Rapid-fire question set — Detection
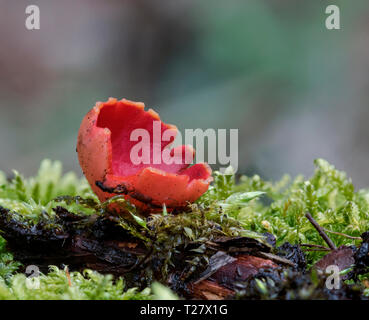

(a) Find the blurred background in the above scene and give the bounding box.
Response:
[1,0,369,186]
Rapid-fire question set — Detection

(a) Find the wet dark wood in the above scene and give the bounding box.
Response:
[0,205,280,299]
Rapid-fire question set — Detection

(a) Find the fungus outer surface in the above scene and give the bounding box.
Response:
[77,98,212,210]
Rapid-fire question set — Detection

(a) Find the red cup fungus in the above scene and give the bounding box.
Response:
[77,98,212,212]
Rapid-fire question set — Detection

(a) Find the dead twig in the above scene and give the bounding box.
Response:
[300,243,331,251]
[305,213,336,250]
[323,228,362,240]
[258,251,296,267]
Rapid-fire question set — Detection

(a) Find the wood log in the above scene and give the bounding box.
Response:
[0,206,281,299]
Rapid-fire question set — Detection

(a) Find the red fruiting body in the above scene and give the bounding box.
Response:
[77,98,212,211]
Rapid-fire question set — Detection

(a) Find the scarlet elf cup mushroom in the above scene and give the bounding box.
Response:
[77,98,212,212]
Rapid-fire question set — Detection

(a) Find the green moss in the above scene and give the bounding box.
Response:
[0,237,20,282]
[0,158,369,299]
[0,266,152,300]
[0,159,97,222]
[222,159,369,263]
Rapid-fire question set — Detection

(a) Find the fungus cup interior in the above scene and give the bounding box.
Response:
[96,100,211,182]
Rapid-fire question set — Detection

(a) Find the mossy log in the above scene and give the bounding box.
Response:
[0,206,293,299]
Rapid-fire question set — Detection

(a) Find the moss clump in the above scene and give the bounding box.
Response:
[1,158,369,299]
[225,159,369,263]
[0,159,97,221]
[0,266,153,300]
